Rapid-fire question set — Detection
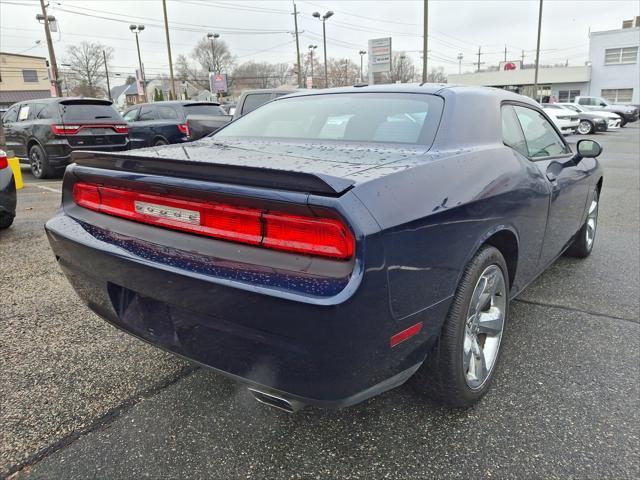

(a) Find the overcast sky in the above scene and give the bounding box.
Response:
[1,0,639,83]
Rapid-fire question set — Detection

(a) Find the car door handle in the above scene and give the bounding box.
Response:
[546,170,558,182]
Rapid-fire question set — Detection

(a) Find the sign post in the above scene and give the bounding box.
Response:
[368,37,392,85]
[209,72,228,101]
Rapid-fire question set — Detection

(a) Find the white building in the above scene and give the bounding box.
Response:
[588,23,639,104]
[447,18,640,105]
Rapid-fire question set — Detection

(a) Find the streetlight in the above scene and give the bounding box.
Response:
[207,32,220,72]
[358,50,366,83]
[308,45,317,87]
[129,24,146,102]
[312,10,333,88]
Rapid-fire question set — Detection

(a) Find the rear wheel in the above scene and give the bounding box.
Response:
[0,212,15,229]
[29,144,55,179]
[154,138,168,146]
[618,116,627,127]
[566,188,599,258]
[412,246,509,407]
[577,120,593,135]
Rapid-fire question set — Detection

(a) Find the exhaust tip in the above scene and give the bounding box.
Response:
[248,388,304,413]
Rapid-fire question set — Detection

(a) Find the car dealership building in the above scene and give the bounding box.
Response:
[448,19,640,105]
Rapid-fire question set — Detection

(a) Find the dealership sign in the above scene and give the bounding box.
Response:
[368,37,392,73]
[209,73,228,93]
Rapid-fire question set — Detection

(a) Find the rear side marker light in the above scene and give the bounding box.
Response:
[72,183,354,259]
[390,322,423,347]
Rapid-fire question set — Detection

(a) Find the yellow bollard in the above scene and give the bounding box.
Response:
[8,157,23,190]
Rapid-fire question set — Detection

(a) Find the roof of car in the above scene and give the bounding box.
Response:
[278,83,539,108]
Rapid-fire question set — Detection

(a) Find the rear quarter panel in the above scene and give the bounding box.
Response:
[352,145,550,321]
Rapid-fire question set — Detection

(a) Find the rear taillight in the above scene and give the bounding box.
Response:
[177,122,190,137]
[0,150,8,169]
[51,124,81,135]
[51,124,129,135]
[72,183,354,259]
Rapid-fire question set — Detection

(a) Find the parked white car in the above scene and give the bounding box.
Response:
[557,103,622,129]
[541,105,579,135]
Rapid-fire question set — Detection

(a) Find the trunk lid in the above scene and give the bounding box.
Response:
[58,99,128,148]
[73,137,427,195]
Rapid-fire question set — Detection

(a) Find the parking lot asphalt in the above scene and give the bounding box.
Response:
[1,125,638,479]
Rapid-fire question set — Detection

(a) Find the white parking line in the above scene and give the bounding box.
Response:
[27,183,62,193]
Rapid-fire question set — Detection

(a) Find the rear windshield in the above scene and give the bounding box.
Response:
[183,104,226,116]
[61,103,121,122]
[214,92,444,145]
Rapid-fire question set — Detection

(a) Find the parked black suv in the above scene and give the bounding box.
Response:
[1,98,129,179]
[123,101,230,149]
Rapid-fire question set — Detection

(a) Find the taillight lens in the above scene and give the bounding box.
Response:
[113,124,129,134]
[51,124,81,135]
[0,150,8,169]
[177,122,190,137]
[72,183,354,259]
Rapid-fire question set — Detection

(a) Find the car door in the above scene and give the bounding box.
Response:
[14,103,34,158]
[512,104,590,266]
[123,107,145,149]
[1,104,21,156]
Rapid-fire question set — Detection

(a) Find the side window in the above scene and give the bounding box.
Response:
[241,93,272,115]
[18,104,30,121]
[123,108,139,122]
[157,106,179,120]
[513,105,570,158]
[138,106,157,121]
[2,105,19,123]
[578,98,589,105]
[501,105,528,156]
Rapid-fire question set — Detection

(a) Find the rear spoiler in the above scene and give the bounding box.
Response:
[71,151,355,196]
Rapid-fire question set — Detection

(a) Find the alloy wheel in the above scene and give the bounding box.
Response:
[578,120,592,135]
[586,190,599,249]
[463,264,506,390]
[30,149,42,177]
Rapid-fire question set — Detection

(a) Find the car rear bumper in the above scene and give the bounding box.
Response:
[0,169,17,215]
[45,211,448,407]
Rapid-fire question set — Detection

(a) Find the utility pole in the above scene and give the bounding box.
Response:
[521,49,525,66]
[309,45,317,86]
[162,0,176,100]
[457,53,463,74]
[293,2,302,88]
[39,0,61,96]
[533,0,543,102]
[504,44,507,62]
[422,0,428,82]
[103,50,112,101]
[476,46,484,72]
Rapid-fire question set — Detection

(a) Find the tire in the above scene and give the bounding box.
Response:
[617,116,627,127]
[411,246,509,407]
[577,120,593,135]
[565,188,599,258]
[29,144,55,179]
[0,212,15,229]
[154,138,168,146]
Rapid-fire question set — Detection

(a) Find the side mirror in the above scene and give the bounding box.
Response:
[575,139,602,161]
[600,102,607,107]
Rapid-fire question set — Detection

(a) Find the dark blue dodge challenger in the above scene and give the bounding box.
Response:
[46,85,603,411]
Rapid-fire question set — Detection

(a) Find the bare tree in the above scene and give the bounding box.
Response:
[389,53,417,83]
[192,36,235,76]
[326,58,359,88]
[175,53,207,89]
[231,61,294,91]
[427,67,447,83]
[64,41,112,97]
